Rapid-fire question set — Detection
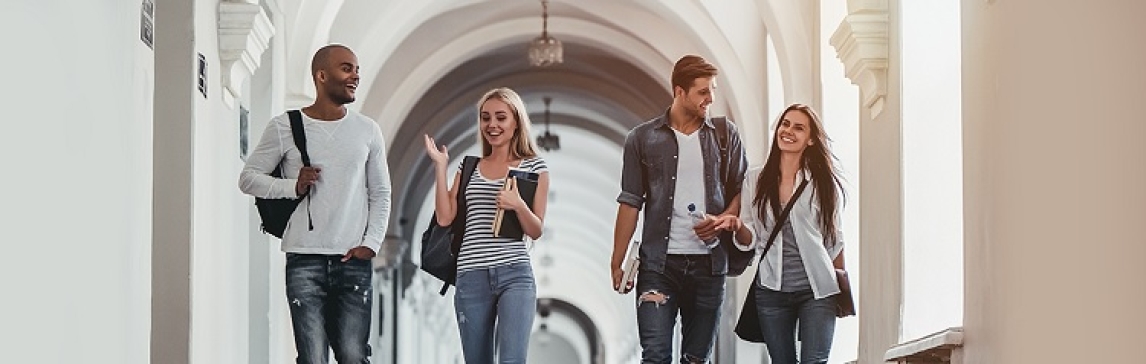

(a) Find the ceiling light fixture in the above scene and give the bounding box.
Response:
[536,96,560,151]
[527,0,563,67]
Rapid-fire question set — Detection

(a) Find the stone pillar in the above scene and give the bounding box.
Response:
[218,0,275,108]
[152,0,196,362]
[831,1,902,363]
[961,1,1146,362]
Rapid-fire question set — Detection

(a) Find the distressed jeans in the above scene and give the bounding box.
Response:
[454,262,537,364]
[635,254,726,364]
[285,253,373,364]
[755,287,836,364]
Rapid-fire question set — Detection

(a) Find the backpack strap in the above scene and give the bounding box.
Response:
[712,117,732,206]
[441,156,480,295]
[287,110,311,167]
[713,116,729,151]
[287,110,314,231]
[450,156,480,249]
[762,180,810,258]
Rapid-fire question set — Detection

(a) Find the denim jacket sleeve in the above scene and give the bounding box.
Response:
[617,127,646,209]
[721,118,749,204]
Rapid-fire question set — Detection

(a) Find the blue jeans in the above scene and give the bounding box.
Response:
[635,254,725,364]
[755,287,836,364]
[454,262,537,364]
[285,253,373,364]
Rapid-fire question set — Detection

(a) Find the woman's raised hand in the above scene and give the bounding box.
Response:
[423,134,449,168]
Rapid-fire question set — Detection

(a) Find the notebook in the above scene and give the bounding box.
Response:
[492,168,539,239]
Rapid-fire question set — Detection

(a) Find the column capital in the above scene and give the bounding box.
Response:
[218,0,274,107]
[830,0,889,118]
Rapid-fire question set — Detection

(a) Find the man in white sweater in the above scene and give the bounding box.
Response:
[239,44,391,364]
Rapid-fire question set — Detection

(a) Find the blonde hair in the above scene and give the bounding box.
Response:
[476,87,539,159]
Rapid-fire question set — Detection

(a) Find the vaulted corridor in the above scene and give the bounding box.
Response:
[3,1,1144,363]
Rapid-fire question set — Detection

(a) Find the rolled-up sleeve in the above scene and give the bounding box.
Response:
[616,129,646,209]
[735,171,761,251]
[826,211,845,259]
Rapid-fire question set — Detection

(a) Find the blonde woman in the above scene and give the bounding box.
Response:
[423,87,550,364]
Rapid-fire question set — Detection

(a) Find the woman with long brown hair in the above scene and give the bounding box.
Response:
[732,104,846,364]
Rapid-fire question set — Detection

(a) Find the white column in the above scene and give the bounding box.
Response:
[820,0,863,362]
[961,1,1146,362]
[153,0,197,362]
[218,0,275,108]
[831,1,902,363]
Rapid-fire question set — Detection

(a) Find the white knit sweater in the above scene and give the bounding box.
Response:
[239,110,392,255]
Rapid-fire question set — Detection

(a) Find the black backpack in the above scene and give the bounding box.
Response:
[255,110,311,238]
[420,156,479,295]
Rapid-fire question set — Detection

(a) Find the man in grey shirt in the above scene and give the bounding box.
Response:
[239,44,391,364]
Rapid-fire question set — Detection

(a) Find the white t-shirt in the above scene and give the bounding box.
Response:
[239,110,392,255]
[667,129,710,254]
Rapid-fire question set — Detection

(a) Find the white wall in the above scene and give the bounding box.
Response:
[0,1,154,363]
[819,1,862,362]
[190,0,260,362]
[961,1,1146,362]
[899,0,964,342]
[245,4,294,363]
[699,0,769,163]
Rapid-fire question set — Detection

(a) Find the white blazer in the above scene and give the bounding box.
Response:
[735,166,844,299]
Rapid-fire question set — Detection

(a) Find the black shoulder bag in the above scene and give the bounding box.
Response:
[255,110,312,238]
[420,156,480,295]
[734,180,809,342]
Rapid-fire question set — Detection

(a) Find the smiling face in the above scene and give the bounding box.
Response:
[479,97,519,150]
[315,47,359,105]
[675,77,716,121]
[775,108,815,155]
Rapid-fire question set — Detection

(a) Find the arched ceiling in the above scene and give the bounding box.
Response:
[386,41,669,240]
[282,0,789,128]
[272,2,822,362]
[280,0,818,177]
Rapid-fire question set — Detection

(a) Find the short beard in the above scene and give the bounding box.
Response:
[687,105,705,121]
[330,93,354,105]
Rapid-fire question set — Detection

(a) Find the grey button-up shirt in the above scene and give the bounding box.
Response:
[617,110,748,275]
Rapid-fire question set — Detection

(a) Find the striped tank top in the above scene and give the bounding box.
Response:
[456,156,548,272]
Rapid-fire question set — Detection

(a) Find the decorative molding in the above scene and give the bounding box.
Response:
[885,327,965,363]
[830,0,889,119]
[218,0,274,107]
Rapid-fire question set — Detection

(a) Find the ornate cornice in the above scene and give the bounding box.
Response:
[830,0,889,119]
[218,0,274,107]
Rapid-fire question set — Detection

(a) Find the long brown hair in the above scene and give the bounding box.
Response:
[753,104,845,244]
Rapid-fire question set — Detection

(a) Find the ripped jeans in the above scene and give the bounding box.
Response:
[635,254,726,364]
[285,253,373,364]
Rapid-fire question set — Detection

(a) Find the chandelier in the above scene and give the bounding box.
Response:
[528,0,563,67]
[536,97,560,151]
